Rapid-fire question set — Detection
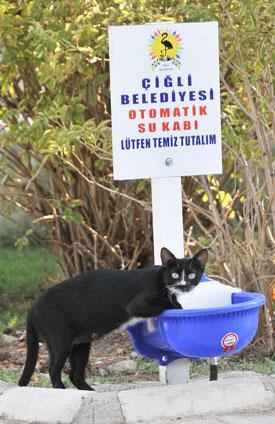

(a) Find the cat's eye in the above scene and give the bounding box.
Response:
[171,272,179,279]
[188,273,196,280]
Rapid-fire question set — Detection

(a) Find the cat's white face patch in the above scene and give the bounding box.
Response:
[168,272,193,304]
[174,273,187,288]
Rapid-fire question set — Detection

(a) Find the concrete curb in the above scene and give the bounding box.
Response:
[0,387,94,424]
[118,375,275,423]
[0,374,274,424]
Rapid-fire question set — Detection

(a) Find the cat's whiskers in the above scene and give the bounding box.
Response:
[167,289,174,303]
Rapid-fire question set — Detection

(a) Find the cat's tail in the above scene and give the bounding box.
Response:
[18,311,39,387]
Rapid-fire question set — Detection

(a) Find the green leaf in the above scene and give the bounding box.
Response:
[70,199,84,208]
[15,235,29,251]
[136,180,147,194]
[22,153,30,168]
[93,73,109,87]
[1,174,9,185]
[73,112,85,125]
[72,211,83,224]
[63,208,73,222]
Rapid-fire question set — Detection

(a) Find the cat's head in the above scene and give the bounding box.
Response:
[161,247,208,292]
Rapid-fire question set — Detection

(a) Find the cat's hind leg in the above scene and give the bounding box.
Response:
[69,342,94,391]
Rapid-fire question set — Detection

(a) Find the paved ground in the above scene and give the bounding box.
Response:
[0,372,274,424]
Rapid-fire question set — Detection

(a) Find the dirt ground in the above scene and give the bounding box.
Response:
[0,326,159,383]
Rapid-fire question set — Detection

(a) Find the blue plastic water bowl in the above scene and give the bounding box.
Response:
[127,276,266,366]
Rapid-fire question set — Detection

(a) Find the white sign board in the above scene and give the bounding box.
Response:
[109,22,222,180]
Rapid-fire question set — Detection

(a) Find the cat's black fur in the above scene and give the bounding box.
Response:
[19,247,208,390]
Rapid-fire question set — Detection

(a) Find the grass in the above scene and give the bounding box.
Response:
[0,367,54,388]
[0,245,61,297]
[0,245,62,333]
[0,356,274,388]
[133,356,275,379]
[190,356,275,377]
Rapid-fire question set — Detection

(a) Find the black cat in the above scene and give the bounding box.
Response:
[19,247,208,390]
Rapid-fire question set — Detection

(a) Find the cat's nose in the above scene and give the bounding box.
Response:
[175,281,187,288]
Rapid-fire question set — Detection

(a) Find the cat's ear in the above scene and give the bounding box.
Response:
[161,247,177,267]
[191,249,208,269]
